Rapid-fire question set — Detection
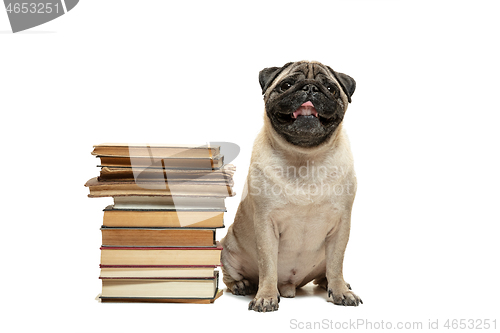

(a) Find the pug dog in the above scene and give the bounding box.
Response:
[220,61,361,312]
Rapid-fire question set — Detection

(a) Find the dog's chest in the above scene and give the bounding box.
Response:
[271,203,338,283]
[273,202,338,248]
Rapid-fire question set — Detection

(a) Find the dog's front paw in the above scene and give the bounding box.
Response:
[327,282,362,306]
[248,292,280,312]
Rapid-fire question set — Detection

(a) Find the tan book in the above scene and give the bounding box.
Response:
[96,177,234,187]
[97,288,223,304]
[111,196,227,211]
[99,164,235,182]
[101,227,216,247]
[99,266,216,278]
[100,271,219,298]
[103,207,225,228]
[92,143,220,158]
[95,155,224,170]
[85,177,234,198]
[100,243,222,266]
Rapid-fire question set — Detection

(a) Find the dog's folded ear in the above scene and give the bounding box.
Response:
[259,62,293,95]
[327,66,356,103]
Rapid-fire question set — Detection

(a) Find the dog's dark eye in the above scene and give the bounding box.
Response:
[280,82,292,91]
[327,85,336,95]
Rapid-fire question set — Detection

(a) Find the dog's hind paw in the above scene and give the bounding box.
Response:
[226,279,256,296]
[314,277,352,291]
[278,283,296,298]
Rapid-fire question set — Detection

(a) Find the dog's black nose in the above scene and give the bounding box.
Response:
[302,84,319,93]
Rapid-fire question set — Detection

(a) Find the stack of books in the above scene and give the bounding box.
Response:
[85,143,235,304]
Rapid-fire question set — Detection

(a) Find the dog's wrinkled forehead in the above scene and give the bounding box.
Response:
[292,62,331,79]
[263,62,337,98]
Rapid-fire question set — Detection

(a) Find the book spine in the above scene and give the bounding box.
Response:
[99,265,219,268]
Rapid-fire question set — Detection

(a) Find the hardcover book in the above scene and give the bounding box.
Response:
[99,266,217,278]
[96,155,224,170]
[101,227,216,247]
[102,206,225,228]
[92,143,221,158]
[110,196,227,211]
[85,177,235,198]
[97,289,223,304]
[100,243,223,266]
[100,271,220,298]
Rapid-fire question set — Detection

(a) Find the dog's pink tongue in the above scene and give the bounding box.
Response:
[293,101,318,118]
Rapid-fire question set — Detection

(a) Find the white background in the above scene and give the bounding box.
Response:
[1,1,499,332]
